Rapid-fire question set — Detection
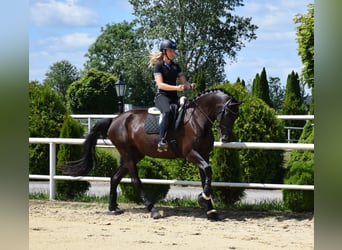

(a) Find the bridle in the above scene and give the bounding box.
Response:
[192,96,239,131]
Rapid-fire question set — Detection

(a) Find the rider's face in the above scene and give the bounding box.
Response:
[165,49,175,60]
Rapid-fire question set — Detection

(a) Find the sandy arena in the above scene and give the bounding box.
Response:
[29,199,313,249]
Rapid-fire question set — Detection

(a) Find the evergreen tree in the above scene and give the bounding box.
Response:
[217,83,286,185]
[281,71,306,142]
[56,116,90,200]
[252,73,260,97]
[252,68,272,107]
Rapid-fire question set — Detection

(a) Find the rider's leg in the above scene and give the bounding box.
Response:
[158,111,170,151]
[155,94,172,151]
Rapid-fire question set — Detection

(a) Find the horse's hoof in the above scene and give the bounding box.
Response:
[206,209,219,221]
[108,207,124,215]
[151,207,162,219]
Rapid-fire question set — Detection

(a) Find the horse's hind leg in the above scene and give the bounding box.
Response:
[109,165,128,212]
[125,159,162,219]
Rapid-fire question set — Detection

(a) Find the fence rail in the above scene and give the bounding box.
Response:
[29,137,314,200]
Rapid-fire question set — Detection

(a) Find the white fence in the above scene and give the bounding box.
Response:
[29,136,314,200]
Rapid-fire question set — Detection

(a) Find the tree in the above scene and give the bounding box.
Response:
[294,3,314,115]
[294,3,314,90]
[281,71,306,142]
[268,76,285,112]
[129,0,258,85]
[84,21,155,107]
[252,67,272,107]
[44,60,80,103]
[67,69,119,114]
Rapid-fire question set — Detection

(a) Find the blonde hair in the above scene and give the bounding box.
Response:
[149,52,163,67]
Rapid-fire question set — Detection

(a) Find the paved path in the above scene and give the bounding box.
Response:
[29,181,282,204]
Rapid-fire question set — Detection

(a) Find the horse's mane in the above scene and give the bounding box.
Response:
[190,88,233,103]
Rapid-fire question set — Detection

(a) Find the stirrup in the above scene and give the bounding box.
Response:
[157,140,168,152]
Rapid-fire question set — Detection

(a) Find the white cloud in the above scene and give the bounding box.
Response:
[30,0,98,26]
[38,32,96,50]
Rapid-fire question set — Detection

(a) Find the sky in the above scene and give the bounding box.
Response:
[29,0,312,88]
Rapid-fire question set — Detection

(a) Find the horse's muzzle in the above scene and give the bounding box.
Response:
[220,134,231,143]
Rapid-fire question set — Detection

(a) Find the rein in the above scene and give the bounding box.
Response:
[192,100,218,128]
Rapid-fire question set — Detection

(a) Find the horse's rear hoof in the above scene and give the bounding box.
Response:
[207,209,219,221]
[151,207,162,219]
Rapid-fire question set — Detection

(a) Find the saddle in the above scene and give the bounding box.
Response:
[144,96,188,135]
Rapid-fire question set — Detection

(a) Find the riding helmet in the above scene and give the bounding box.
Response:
[159,39,177,51]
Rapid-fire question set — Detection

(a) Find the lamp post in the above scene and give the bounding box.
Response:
[115,73,126,114]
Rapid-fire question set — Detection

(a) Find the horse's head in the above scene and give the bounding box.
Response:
[216,96,242,143]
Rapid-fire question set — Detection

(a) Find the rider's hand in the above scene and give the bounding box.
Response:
[178,85,185,91]
[190,83,196,89]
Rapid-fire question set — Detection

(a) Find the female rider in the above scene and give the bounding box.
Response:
[149,39,196,152]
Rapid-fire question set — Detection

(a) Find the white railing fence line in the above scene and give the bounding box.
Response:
[29,137,314,200]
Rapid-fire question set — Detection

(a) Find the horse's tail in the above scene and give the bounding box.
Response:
[61,118,113,176]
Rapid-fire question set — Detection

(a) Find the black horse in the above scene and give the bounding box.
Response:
[62,89,241,220]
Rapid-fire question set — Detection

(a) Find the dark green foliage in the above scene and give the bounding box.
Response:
[283,121,314,212]
[29,81,67,174]
[268,77,285,112]
[191,71,206,98]
[120,157,170,204]
[219,83,286,184]
[129,0,258,85]
[67,69,119,114]
[163,159,199,181]
[281,71,306,142]
[252,68,272,107]
[56,116,90,200]
[43,60,80,103]
[88,149,119,177]
[211,148,245,204]
[83,21,155,108]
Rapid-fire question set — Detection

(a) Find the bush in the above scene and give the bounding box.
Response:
[88,148,119,177]
[283,161,314,212]
[29,81,67,175]
[219,83,286,184]
[120,157,170,204]
[211,147,245,204]
[283,121,314,212]
[56,116,90,200]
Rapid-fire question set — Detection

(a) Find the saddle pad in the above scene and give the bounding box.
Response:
[144,114,160,134]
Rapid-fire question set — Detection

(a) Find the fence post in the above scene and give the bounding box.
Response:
[49,142,56,200]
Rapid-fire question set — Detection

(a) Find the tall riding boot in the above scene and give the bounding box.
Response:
[158,112,170,152]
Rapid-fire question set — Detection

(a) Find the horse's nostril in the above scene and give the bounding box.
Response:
[220,135,231,143]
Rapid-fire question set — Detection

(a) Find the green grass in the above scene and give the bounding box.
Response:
[29,192,286,212]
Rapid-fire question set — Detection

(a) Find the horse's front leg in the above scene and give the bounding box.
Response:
[109,165,128,213]
[186,150,219,220]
